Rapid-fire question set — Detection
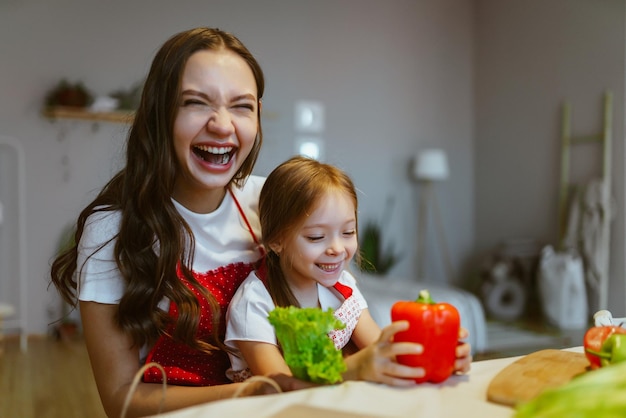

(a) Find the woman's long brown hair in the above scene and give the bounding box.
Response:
[259,156,359,308]
[50,27,265,352]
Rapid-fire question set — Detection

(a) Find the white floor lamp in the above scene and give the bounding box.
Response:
[414,149,453,281]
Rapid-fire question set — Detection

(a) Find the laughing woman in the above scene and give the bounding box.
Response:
[49,27,311,417]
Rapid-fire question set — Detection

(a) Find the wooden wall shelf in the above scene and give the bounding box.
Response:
[43,107,135,123]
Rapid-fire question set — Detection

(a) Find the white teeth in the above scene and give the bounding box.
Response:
[318,263,340,272]
[218,153,231,164]
[194,145,233,154]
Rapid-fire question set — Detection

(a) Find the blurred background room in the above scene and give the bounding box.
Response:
[1,0,625,415]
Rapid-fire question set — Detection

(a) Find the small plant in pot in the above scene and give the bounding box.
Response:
[358,220,399,276]
[45,79,93,108]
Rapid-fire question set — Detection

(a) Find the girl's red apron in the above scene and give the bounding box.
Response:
[143,190,262,386]
[257,267,362,350]
[327,281,362,350]
[229,278,362,383]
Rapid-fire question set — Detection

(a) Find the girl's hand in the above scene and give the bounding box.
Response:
[454,327,472,374]
[345,321,425,386]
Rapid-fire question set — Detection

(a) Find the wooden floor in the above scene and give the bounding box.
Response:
[0,335,106,418]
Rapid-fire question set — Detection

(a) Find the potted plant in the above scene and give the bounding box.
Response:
[358,220,400,276]
[45,79,93,108]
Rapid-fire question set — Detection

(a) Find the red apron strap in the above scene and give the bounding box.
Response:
[228,187,262,247]
[333,281,353,299]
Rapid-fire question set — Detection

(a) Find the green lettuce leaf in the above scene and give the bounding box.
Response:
[515,360,626,417]
[268,306,347,384]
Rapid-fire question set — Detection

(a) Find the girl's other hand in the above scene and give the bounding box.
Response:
[454,327,472,374]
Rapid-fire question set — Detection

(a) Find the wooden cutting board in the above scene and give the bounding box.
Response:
[486,349,589,407]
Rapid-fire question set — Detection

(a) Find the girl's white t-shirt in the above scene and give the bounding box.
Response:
[224,270,368,375]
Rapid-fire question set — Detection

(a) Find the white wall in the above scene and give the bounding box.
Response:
[0,0,475,335]
[8,0,622,336]
[475,0,626,315]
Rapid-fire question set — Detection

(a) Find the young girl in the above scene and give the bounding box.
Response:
[49,27,311,418]
[225,156,472,386]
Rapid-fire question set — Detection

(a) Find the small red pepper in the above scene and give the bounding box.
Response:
[583,325,626,369]
[391,289,460,383]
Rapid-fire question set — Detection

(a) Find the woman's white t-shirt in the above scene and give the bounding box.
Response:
[76,175,265,358]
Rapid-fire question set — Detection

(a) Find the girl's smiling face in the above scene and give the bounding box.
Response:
[277,189,358,294]
[172,48,259,213]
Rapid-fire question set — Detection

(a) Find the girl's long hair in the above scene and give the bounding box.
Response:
[259,156,359,307]
[50,27,265,352]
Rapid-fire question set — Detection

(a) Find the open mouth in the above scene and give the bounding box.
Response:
[317,262,342,272]
[193,145,235,165]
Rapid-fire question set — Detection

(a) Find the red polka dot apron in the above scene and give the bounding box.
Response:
[143,189,262,386]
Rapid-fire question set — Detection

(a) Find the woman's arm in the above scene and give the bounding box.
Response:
[80,301,278,417]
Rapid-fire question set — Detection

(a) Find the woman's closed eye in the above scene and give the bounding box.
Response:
[233,102,255,111]
[230,102,256,115]
[182,98,208,107]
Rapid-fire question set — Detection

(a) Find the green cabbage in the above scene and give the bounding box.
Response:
[268,306,347,384]
[515,360,626,417]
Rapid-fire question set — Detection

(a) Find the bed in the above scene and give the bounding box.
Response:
[356,274,488,354]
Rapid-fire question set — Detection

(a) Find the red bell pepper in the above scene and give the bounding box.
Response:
[583,325,626,369]
[391,289,460,383]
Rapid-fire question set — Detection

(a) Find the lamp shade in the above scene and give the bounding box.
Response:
[414,149,449,181]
